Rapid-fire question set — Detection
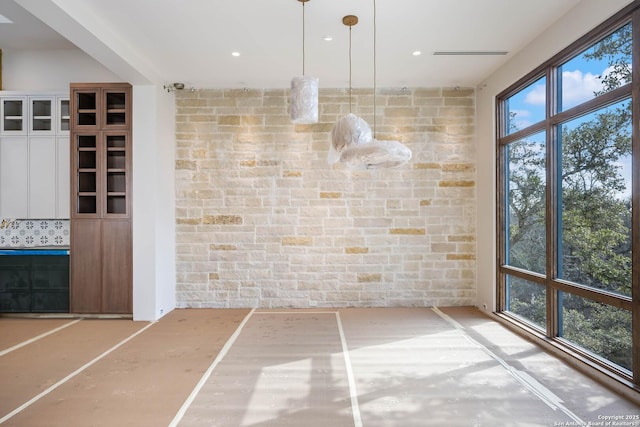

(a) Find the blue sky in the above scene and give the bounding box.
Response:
[506,55,619,129]
[506,34,633,200]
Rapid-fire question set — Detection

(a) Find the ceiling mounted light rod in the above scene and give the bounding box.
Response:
[373,0,377,137]
[300,0,308,75]
[328,6,412,170]
[343,15,358,114]
[290,0,319,124]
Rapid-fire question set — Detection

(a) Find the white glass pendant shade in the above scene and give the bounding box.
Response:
[339,139,412,169]
[290,76,319,124]
[328,113,372,164]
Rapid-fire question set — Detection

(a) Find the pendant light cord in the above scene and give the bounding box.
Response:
[373,0,377,137]
[349,24,353,113]
[302,2,306,76]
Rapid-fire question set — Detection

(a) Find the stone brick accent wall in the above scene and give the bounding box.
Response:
[175,87,476,308]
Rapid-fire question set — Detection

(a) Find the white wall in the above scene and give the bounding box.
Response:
[2,49,119,91]
[475,0,634,314]
[132,85,176,321]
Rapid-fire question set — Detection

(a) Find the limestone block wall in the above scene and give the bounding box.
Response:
[175,87,476,308]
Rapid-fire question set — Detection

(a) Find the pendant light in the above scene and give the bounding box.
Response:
[290,0,319,124]
[329,4,412,169]
[328,15,372,164]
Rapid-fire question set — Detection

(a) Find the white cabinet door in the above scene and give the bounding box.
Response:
[0,136,29,218]
[1,93,70,220]
[57,97,70,135]
[28,137,57,218]
[1,97,27,135]
[56,136,70,218]
[29,97,55,135]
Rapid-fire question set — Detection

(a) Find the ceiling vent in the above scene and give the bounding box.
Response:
[433,51,508,56]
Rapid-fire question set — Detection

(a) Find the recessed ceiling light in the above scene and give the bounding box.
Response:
[412,50,421,56]
[0,14,13,24]
[323,36,333,41]
[231,51,240,57]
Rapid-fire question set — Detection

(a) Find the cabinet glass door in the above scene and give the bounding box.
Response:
[30,98,53,133]
[58,98,70,133]
[1,98,26,134]
[76,134,98,214]
[75,91,98,127]
[104,90,128,127]
[105,134,128,214]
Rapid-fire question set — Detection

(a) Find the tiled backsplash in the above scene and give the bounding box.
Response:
[0,219,70,247]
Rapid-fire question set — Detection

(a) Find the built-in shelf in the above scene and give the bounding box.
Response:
[70,82,132,314]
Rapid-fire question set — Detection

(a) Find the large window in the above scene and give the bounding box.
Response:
[497,5,637,386]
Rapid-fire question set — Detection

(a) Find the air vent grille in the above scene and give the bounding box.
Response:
[433,51,508,56]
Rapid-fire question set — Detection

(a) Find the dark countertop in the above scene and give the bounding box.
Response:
[0,247,70,255]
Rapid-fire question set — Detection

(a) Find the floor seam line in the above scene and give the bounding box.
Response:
[0,320,156,425]
[431,307,584,425]
[336,312,363,427]
[0,318,82,358]
[253,311,338,315]
[168,308,256,427]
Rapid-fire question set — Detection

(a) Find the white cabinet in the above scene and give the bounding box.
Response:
[57,97,70,134]
[56,136,70,218]
[0,136,28,218]
[29,97,55,135]
[1,97,27,135]
[0,92,70,219]
[29,137,57,218]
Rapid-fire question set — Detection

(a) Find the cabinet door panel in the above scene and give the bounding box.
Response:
[29,97,54,135]
[29,137,56,218]
[57,97,70,135]
[102,220,132,313]
[70,219,101,313]
[1,97,27,135]
[0,136,29,218]
[56,137,70,218]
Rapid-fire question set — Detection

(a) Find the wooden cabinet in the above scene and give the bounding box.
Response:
[70,83,132,314]
[0,93,70,219]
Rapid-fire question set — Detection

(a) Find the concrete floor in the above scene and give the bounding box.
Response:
[0,307,638,426]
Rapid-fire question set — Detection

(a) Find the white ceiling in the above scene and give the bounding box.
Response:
[1,0,585,89]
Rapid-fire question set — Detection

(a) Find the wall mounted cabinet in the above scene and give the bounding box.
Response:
[1,97,27,134]
[0,93,70,219]
[70,83,132,314]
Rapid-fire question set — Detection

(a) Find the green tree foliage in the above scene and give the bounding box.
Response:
[562,297,632,371]
[560,101,632,297]
[507,136,546,274]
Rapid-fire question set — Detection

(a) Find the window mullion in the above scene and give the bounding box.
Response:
[546,65,559,340]
[631,7,640,386]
